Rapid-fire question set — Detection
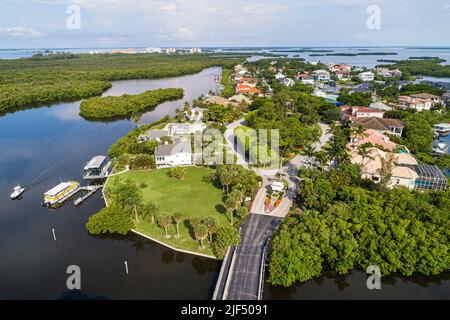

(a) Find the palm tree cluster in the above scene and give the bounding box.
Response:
[190,217,219,250]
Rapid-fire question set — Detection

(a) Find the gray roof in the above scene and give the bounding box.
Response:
[84,156,107,170]
[145,129,169,139]
[352,83,373,93]
[155,141,192,157]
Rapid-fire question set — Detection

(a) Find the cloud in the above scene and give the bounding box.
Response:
[0,26,42,37]
[173,27,194,39]
[161,3,178,14]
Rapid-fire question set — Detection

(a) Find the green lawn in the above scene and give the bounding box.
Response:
[106,166,229,255]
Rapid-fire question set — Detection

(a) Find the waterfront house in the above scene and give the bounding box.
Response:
[204,95,239,107]
[347,129,398,152]
[312,70,331,82]
[358,71,375,82]
[410,93,443,106]
[352,117,404,137]
[184,107,205,122]
[296,73,314,85]
[229,94,252,105]
[350,147,418,189]
[236,84,261,95]
[155,141,193,168]
[375,67,401,78]
[238,77,258,87]
[330,64,352,73]
[335,70,351,81]
[340,106,385,121]
[163,122,207,140]
[138,129,170,143]
[397,95,432,111]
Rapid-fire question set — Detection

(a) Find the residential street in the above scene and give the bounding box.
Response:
[225,120,331,218]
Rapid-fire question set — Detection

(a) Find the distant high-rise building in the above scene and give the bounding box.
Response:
[145,47,162,53]
[165,48,177,54]
[189,48,202,54]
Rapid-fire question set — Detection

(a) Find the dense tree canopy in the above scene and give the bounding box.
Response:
[0,53,243,114]
[79,88,184,120]
[269,164,450,287]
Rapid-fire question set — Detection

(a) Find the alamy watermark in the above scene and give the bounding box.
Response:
[66,265,81,290]
[366,265,381,290]
[366,5,381,30]
[191,128,280,169]
[67,4,81,30]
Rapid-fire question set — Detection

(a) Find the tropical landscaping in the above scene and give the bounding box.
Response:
[88,165,259,257]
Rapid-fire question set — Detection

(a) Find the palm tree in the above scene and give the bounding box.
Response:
[205,217,218,244]
[352,125,368,141]
[179,167,187,180]
[194,224,209,250]
[314,150,329,171]
[147,202,159,224]
[190,216,201,229]
[225,195,238,225]
[325,138,349,166]
[301,144,317,167]
[159,214,172,239]
[173,212,183,238]
[356,143,374,167]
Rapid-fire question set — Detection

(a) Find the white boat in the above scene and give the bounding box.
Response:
[10,184,25,199]
[432,141,449,155]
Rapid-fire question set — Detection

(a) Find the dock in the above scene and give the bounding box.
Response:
[74,185,103,206]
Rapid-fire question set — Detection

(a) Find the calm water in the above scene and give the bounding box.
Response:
[0,64,449,300]
[0,67,222,299]
[262,47,450,68]
[2,47,450,69]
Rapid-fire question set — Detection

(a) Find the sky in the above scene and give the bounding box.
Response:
[0,0,449,48]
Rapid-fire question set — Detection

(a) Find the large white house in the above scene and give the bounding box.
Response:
[163,122,207,140]
[313,70,331,82]
[155,141,192,168]
[358,71,375,82]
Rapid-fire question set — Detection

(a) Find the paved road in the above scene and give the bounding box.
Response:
[223,214,281,300]
[213,122,331,300]
[224,118,247,166]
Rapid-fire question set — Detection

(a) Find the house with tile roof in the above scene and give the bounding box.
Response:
[352,117,404,137]
[350,147,418,189]
[398,95,432,111]
[347,129,398,152]
[410,93,443,106]
[340,106,385,121]
[236,84,261,95]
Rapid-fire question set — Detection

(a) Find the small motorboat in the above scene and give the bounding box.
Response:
[10,184,25,200]
[432,140,449,155]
